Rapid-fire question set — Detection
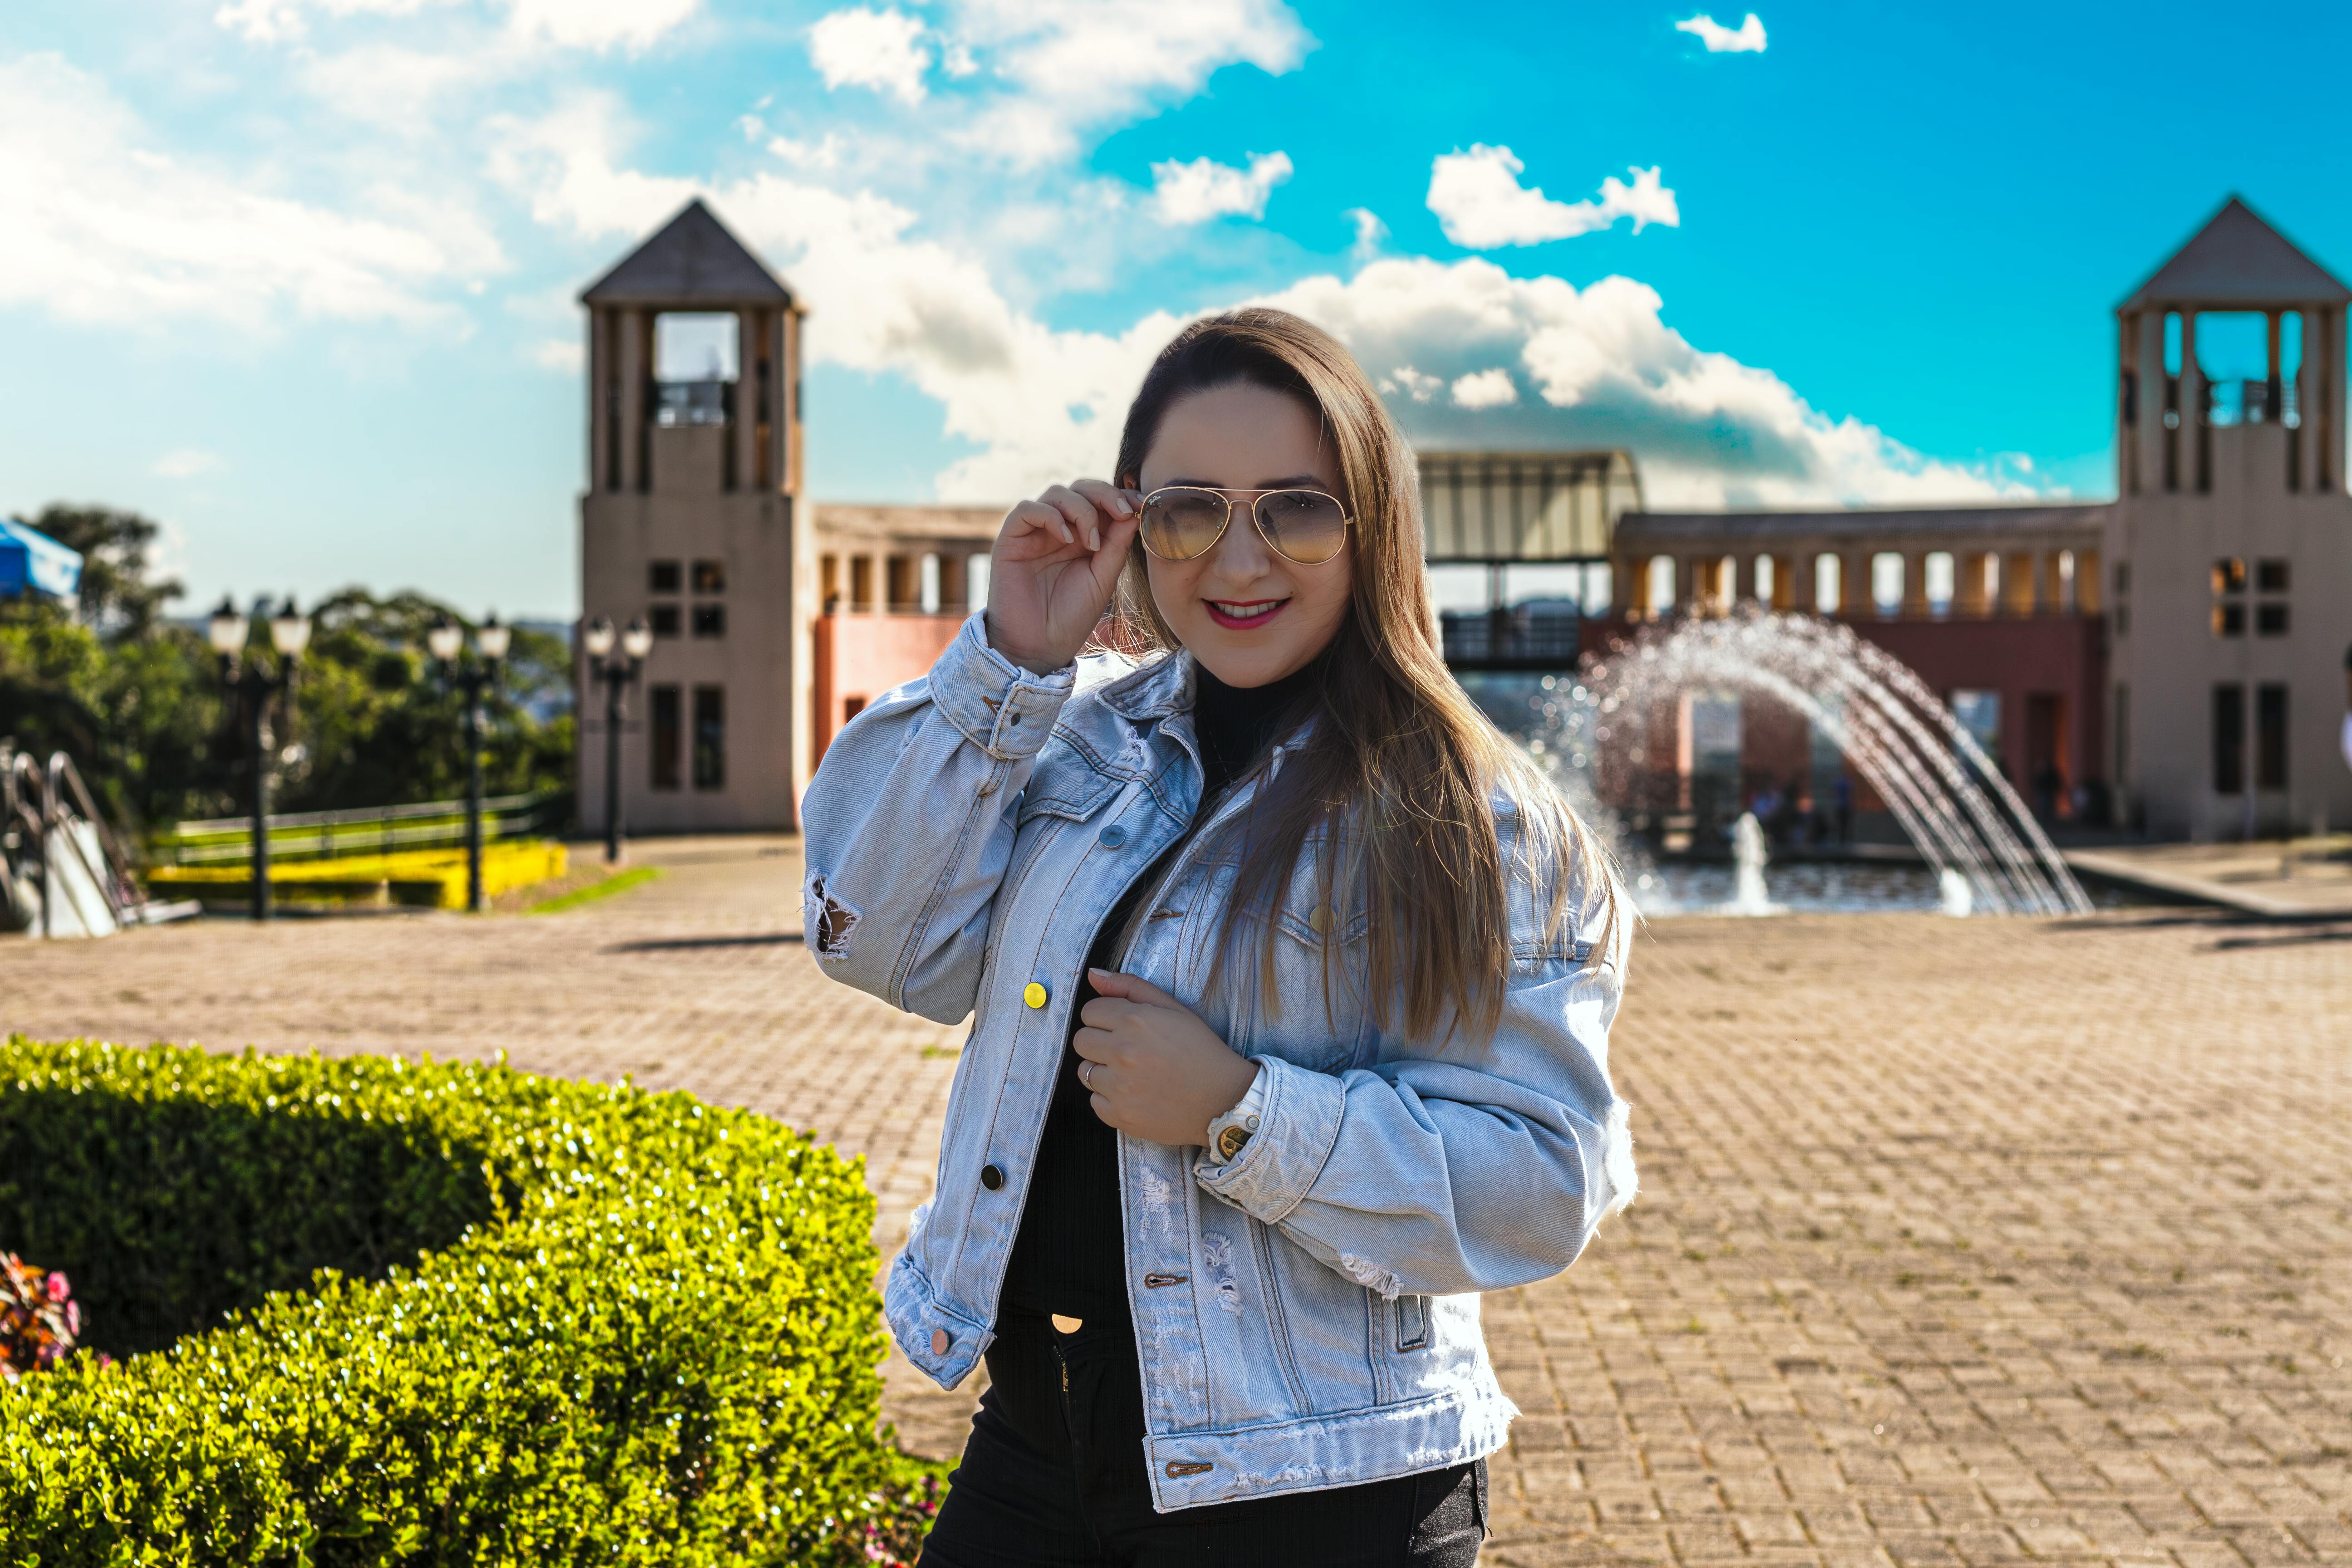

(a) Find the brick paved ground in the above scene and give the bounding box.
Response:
[3,839,2347,1568]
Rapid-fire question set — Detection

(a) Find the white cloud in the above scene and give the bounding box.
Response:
[1251,256,2032,508]
[507,0,700,52]
[154,448,226,478]
[809,7,930,105]
[213,0,459,45]
[1427,146,1679,249]
[493,98,2029,512]
[950,0,1313,167]
[1149,151,1292,225]
[0,52,499,328]
[534,336,585,372]
[1675,12,1767,52]
[1346,206,1387,260]
[1378,365,1442,403]
[216,0,697,51]
[1450,367,1518,409]
[768,132,847,171]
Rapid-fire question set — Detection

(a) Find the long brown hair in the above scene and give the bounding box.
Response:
[1110,308,1614,1043]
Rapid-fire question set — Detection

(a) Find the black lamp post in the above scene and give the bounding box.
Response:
[208,594,312,923]
[428,612,511,913]
[582,615,652,864]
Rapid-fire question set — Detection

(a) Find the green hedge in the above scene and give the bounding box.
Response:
[0,1036,925,1564]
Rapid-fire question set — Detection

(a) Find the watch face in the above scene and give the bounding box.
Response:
[1215,1123,1254,1161]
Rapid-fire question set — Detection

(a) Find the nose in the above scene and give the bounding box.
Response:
[1206,497,1276,588]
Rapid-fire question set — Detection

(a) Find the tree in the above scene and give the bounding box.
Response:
[2,503,574,850]
[25,505,183,637]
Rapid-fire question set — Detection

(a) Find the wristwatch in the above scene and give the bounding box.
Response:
[1205,1068,1267,1163]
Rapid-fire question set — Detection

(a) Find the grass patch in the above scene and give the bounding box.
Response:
[528,865,663,915]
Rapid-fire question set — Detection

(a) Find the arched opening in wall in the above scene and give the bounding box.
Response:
[654,314,740,424]
[1646,555,1676,617]
[1813,553,1842,615]
[2195,312,2271,427]
[2162,312,2182,491]
[1870,552,1905,618]
[1924,551,1955,617]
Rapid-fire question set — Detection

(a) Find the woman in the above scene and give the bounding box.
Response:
[804,309,1635,1566]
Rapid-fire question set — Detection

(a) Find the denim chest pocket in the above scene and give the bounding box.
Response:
[1233,870,1371,1073]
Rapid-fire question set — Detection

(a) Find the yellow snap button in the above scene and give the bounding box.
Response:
[1309,906,1334,935]
[1024,981,1049,1009]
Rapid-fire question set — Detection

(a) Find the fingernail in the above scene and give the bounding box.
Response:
[1089,529,1102,550]
[1111,496,1132,518]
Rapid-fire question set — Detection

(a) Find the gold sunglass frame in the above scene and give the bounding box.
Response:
[1134,485,1354,566]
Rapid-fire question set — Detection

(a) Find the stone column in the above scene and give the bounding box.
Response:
[1902,551,1930,618]
[734,308,761,495]
[616,309,647,494]
[2076,549,2102,614]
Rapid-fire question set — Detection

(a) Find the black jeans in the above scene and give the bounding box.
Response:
[920,1309,1486,1567]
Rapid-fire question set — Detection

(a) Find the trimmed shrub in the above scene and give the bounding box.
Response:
[0,1037,918,1564]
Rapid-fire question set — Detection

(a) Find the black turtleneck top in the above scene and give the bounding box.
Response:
[998,655,1325,1323]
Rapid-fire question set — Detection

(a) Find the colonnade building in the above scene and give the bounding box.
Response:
[1603,197,2350,838]
[578,195,2348,843]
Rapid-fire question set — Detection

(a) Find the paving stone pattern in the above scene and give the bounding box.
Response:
[2,841,2346,1568]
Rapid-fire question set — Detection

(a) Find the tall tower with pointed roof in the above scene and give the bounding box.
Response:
[2109,197,2352,837]
[577,199,811,833]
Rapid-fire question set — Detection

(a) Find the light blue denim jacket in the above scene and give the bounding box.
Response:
[802,613,1635,1512]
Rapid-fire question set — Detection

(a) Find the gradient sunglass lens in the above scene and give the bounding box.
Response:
[1138,488,1230,560]
[1255,490,1349,564]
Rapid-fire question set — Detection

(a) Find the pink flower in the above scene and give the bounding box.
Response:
[45,1272,69,1302]
[65,1301,81,1336]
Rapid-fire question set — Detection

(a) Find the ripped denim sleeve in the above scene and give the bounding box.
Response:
[804,869,862,962]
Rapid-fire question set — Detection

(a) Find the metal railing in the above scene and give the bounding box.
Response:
[2,744,159,936]
[162,790,568,867]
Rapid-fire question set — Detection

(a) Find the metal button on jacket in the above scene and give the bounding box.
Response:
[931,1328,951,1356]
[1098,823,1127,848]
[980,1163,1004,1191]
[1024,981,1049,1008]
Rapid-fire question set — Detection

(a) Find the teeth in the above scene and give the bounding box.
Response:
[1212,601,1282,619]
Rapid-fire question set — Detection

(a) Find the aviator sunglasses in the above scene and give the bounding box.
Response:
[1134,485,1353,566]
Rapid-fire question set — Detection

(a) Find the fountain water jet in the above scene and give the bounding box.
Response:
[1725,812,1779,915]
[1519,608,2092,917]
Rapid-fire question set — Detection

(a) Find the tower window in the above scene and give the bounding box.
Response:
[692,685,725,791]
[650,560,681,593]
[650,604,681,638]
[692,604,725,638]
[692,559,726,594]
[651,685,682,791]
[2256,684,2287,790]
[2212,684,2244,794]
[2211,557,2245,594]
[2256,603,2288,637]
[2256,559,2288,593]
[2212,603,2244,638]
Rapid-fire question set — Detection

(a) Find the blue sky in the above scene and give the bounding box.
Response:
[5,0,2348,617]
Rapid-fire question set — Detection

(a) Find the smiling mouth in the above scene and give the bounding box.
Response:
[1205,598,1289,629]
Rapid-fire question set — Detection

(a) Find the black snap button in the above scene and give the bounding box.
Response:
[980,1163,1004,1191]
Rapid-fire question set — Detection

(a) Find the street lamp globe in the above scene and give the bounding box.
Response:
[621,617,654,661]
[426,613,464,663]
[207,596,249,657]
[475,612,512,662]
[583,615,617,660]
[270,597,313,658]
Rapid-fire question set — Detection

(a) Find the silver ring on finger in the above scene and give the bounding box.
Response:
[1079,1060,1096,1090]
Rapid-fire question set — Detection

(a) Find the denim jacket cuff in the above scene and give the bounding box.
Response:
[929,611,1075,760]
[1192,1055,1344,1225]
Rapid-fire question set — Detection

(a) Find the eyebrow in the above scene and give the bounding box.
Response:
[1160,474,1331,490]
